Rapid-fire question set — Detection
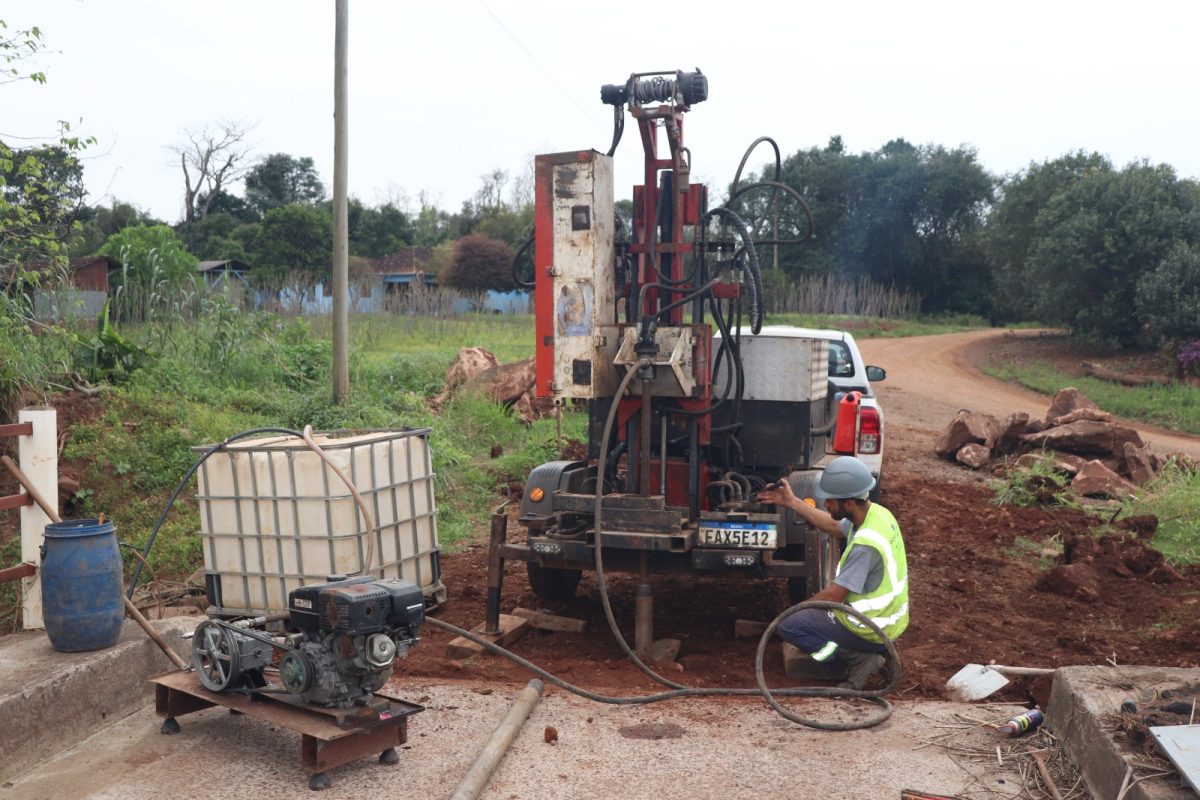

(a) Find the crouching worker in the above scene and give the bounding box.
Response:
[756,456,908,690]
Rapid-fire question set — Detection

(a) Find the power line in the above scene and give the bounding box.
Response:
[475,0,606,133]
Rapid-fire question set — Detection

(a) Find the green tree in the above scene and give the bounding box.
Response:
[252,203,332,276]
[983,152,1110,322]
[411,194,453,246]
[749,137,994,312]
[1021,162,1200,344]
[348,199,412,258]
[70,200,162,257]
[1136,245,1200,351]
[244,153,325,215]
[1,141,89,267]
[97,224,198,282]
[441,233,515,292]
[176,212,256,262]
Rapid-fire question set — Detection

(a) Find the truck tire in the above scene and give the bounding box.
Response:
[870,472,882,503]
[526,562,582,601]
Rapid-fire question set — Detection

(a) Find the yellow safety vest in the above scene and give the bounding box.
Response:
[833,503,909,644]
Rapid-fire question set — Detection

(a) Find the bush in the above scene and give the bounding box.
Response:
[441,234,516,293]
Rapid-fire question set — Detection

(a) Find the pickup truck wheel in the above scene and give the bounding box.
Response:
[870,473,882,503]
[526,562,582,601]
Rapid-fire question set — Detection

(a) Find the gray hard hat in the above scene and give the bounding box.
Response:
[819,456,876,500]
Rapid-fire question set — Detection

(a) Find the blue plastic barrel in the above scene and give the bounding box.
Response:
[41,518,124,652]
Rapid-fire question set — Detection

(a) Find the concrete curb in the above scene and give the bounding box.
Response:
[0,617,194,783]
[1047,664,1197,800]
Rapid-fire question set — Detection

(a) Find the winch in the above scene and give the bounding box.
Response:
[191,574,424,707]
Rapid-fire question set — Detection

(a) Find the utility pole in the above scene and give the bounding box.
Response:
[332,0,350,402]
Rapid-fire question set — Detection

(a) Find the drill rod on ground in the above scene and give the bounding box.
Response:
[449,679,545,800]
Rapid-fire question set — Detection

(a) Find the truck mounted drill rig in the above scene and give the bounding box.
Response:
[485,69,858,657]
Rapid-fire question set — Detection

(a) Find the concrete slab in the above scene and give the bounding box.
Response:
[1047,665,1198,799]
[1,683,1037,799]
[0,617,194,784]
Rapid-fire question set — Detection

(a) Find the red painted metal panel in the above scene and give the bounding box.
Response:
[0,493,33,512]
[0,562,36,583]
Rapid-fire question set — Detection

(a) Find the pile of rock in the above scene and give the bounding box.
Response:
[934,387,1182,499]
[431,347,555,423]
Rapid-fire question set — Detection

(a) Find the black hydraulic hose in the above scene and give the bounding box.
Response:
[701,207,764,334]
[731,136,782,199]
[512,233,535,289]
[605,103,625,157]
[653,277,720,321]
[728,180,816,245]
[729,136,783,242]
[126,427,307,599]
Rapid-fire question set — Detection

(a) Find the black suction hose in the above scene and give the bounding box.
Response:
[126,427,306,599]
[701,207,764,334]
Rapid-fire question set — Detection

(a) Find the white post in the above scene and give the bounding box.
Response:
[19,408,57,630]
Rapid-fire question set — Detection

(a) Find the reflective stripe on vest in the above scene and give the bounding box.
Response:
[833,503,909,644]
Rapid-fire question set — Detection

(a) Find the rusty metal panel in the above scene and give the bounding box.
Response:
[0,493,33,512]
[0,562,36,583]
[0,423,33,438]
[301,721,404,773]
[541,151,618,401]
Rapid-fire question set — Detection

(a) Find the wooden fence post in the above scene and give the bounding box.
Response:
[19,408,57,630]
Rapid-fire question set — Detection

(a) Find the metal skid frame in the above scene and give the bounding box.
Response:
[151,670,423,790]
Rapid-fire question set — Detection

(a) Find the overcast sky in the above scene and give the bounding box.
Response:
[7,0,1200,224]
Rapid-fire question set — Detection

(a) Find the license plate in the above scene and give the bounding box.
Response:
[697,521,778,549]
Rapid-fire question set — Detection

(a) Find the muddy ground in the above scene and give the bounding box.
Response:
[4,332,1199,704]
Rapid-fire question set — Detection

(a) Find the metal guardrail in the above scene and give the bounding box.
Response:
[1,421,39,583]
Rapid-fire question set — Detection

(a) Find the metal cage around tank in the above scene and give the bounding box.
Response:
[194,429,445,616]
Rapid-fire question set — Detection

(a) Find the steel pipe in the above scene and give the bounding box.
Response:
[449,679,545,800]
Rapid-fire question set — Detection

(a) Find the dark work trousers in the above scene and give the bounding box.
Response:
[778,608,887,661]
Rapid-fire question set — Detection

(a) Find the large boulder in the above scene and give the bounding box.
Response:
[1019,420,1144,458]
[1122,442,1156,485]
[463,358,537,406]
[935,411,1000,459]
[1071,460,1138,500]
[993,411,1031,454]
[956,443,992,469]
[1050,407,1114,426]
[1044,387,1099,426]
[444,347,500,392]
[1015,450,1086,476]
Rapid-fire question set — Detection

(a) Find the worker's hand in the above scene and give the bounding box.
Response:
[756,479,797,508]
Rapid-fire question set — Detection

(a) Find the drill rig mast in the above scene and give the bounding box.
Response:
[489,69,833,655]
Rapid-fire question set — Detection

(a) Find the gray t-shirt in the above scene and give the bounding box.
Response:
[833,518,884,595]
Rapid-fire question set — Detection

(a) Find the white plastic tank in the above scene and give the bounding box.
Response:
[195,429,444,614]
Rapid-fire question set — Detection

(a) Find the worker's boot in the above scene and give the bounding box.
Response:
[838,651,885,690]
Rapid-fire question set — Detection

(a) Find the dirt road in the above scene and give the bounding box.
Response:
[859,328,1200,460]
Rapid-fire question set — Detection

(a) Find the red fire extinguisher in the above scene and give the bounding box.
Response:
[832,391,861,454]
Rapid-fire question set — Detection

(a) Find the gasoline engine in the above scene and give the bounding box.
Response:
[191,575,424,708]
